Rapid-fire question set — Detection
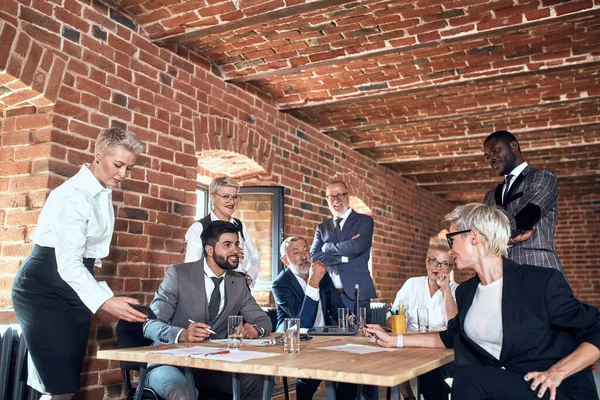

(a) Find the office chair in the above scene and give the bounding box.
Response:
[116,320,163,400]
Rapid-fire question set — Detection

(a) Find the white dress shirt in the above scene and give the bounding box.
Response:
[464,278,504,360]
[30,164,114,313]
[291,271,325,327]
[326,207,353,289]
[184,212,259,283]
[388,276,458,330]
[503,161,528,201]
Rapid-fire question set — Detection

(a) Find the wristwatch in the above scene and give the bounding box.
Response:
[396,334,404,348]
[253,324,266,338]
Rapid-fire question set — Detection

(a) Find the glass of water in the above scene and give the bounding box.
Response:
[227,315,243,349]
[284,318,300,354]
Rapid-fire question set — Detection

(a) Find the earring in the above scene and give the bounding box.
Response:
[96,160,99,164]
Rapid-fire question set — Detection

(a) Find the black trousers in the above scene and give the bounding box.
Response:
[296,379,357,400]
[452,365,598,400]
[418,362,454,400]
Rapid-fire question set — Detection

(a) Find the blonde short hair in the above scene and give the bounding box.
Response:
[428,236,450,253]
[95,127,144,156]
[444,203,510,257]
[209,176,240,195]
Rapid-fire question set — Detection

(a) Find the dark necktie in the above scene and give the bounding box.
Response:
[208,277,223,321]
[335,217,343,236]
[503,174,513,206]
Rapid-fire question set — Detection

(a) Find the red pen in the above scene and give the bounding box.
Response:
[204,350,230,357]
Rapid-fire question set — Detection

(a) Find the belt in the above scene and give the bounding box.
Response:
[336,288,345,296]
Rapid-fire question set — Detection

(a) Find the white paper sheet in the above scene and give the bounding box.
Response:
[191,349,280,362]
[318,344,398,354]
[150,346,226,356]
[209,339,276,346]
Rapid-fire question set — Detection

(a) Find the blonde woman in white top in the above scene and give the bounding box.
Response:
[184,176,259,286]
[12,128,147,400]
[387,236,458,400]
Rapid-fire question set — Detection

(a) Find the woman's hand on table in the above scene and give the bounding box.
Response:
[365,324,396,348]
[100,297,147,322]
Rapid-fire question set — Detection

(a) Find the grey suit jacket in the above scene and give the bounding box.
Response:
[144,261,272,344]
[484,165,563,273]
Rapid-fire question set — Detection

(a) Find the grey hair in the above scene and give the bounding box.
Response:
[95,127,144,156]
[444,203,510,257]
[279,236,308,258]
[209,176,240,195]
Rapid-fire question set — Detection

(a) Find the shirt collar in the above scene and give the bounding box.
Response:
[203,258,226,278]
[507,162,528,179]
[210,211,235,224]
[337,207,353,220]
[79,164,111,197]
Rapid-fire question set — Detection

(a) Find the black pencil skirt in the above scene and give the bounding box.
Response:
[12,245,95,395]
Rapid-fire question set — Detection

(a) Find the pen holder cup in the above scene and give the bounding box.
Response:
[390,314,407,335]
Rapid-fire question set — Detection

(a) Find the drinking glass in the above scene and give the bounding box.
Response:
[417,308,429,332]
[337,308,349,329]
[284,318,300,353]
[227,315,243,349]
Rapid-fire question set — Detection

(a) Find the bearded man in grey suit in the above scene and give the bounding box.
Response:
[483,130,564,275]
[144,220,272,400]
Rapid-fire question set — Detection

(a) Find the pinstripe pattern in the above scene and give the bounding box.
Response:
[484,166,564,274]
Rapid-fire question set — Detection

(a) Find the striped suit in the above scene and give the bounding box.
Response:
[484,165,564,274]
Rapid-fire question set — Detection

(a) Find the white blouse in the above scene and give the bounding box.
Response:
[464,278,504,360]
[184,212,260,283]
[388,276,458,330]
[30,164,114,313]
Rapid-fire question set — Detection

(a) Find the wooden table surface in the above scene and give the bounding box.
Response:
[98,335,454,388]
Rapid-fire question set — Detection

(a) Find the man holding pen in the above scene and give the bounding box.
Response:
[144,221,272,400]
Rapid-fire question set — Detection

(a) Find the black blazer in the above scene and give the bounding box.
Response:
[272,268,345,332]
[440,258,600,397]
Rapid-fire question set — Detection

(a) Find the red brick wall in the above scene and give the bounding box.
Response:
[0,0,454,398]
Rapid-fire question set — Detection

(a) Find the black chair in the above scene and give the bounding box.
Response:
[116,320,162,400]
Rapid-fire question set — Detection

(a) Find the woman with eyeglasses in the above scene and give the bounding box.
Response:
[385,235,458,400]
[184,176,259,286]
[368,203,600,400]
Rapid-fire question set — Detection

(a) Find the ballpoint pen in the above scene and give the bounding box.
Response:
[204,350,230,356]
[350,312,379,340]
[188,319,217,335]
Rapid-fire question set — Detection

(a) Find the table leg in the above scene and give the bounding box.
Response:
[389,385,402,400]
[262,375,274,400]
[355,384,363,400]
[134,364,148,400]
[232,372,241,400]
[325,381,337,400]
[184,367,196,400]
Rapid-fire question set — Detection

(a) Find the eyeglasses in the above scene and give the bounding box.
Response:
[326,192,348,202]
[213,193,242,203]
[427,257,453,271]
[446,230,472,249]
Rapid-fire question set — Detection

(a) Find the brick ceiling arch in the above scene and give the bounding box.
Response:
[113,0,600,202]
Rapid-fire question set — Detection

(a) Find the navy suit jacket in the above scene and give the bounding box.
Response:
[310,210,376,301]
[440,258,600,397]
[272,268,345,332]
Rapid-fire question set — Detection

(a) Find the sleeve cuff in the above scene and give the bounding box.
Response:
[341,256,349,263]
[83,281,114,313]
[305,285,320,301]
[174,328,184,344]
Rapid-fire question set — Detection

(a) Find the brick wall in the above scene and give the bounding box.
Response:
[0,0,453,398]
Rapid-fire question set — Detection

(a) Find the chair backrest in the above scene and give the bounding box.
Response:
[116,321,153,371]
[263,307,278,332]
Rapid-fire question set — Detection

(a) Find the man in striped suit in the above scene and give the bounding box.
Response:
[483,130,565,275]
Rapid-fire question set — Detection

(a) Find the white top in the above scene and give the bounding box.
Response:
[184,212,259,283]
[326,207,353,289]
[464,277,504,360]
[504,161,528,197]
[388,276,458,330]
[291,271,325,327]
[30,164,114,313]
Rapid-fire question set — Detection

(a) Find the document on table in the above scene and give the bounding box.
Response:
[318,344,398,354]
[191,349,280,363]
[150,346,226,356]
[210,339,275,346]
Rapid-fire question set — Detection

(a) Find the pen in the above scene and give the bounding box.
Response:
[204,350,230,356]
[188,319,217,335]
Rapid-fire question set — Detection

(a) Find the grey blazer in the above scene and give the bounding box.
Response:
[484,165,563,273]
[144,261,272,344]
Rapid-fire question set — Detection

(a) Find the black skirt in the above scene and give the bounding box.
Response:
[12,245,95,395]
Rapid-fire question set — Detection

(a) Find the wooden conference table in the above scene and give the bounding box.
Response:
[97,335,453,400]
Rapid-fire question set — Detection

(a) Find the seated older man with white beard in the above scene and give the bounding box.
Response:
[272,236,354,400]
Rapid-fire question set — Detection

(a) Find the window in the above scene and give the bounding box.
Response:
[234,186,284,290]
[194,186,209,219]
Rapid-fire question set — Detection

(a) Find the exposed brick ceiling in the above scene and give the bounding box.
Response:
[117,0,600,203]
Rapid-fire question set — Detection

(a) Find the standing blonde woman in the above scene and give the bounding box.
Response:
[184,176,259,285]
[12,128,147,400]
